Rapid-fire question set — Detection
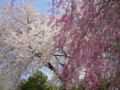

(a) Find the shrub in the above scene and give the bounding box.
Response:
[17,70,57,90]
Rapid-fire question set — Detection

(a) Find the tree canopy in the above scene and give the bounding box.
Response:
[51,0,120,89]
[0,0,61,89]
[0,0,120,90]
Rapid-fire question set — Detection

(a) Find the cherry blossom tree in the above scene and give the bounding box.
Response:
[0,0,63,89]
[51,0,120,89]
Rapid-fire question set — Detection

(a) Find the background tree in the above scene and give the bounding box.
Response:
[17,70,57,90]
[0,0,63,89]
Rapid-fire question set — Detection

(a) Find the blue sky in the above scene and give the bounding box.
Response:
[34,0,51,14]
[0,0,51,14]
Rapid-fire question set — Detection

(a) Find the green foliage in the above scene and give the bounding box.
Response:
[68,84,85,90]
[0,82,5,90]
[17,70,57,90]
[0,80,9,90]
[77,85,85,90]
